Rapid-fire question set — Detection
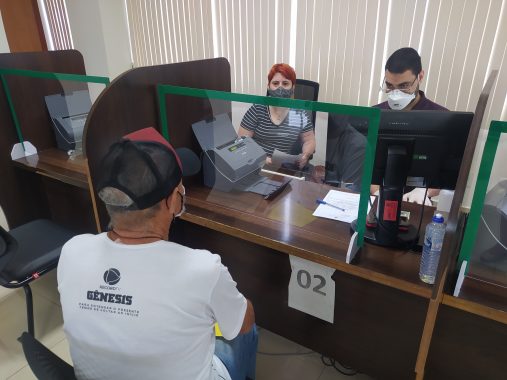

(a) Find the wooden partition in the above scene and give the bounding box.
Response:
[415,70,501,379]
[84,58,231,230]
[0,50,94,230]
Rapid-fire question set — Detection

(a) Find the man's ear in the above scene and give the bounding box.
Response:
[164,188,178,211]
[419,70,425,82]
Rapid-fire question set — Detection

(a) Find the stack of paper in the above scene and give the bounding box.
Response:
[313,190,372,223]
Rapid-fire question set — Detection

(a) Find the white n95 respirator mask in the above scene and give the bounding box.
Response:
[387,90,416,110]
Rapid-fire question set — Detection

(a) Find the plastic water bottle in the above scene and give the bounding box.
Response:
[419,213,446,284]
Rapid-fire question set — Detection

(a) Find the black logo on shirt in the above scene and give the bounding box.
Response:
[82,268,135,310]
[86,291,132,305]
[103,268,121,285]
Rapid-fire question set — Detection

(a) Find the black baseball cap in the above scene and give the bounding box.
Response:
[97,127,200,210]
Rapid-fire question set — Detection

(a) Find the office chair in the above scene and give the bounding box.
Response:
[293,78,319,126]
[19,331,77,380]
[0,219,75,336]
[290,79,319,156]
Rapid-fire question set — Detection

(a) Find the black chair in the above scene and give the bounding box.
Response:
[293,78,319,127]
[0,219,75,336]
[19,331,76,380]
[290,79,319,156]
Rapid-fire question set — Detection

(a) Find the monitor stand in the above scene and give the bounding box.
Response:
[351,145,420,250]
[350,187,420,250]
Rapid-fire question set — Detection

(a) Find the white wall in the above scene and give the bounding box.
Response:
[0,10,10,53]
[65,0,131,80]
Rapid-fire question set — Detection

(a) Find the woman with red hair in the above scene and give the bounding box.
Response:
[238,63,316,169]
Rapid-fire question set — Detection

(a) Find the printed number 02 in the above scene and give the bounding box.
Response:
[296,270,326,295]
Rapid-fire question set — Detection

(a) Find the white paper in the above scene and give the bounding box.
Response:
[312,189,372,223]
[288,255,335,323]
[271,148,299,167]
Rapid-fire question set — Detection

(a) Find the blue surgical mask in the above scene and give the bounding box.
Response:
[268,87,294,98]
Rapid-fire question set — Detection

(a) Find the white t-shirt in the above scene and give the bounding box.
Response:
[57,233,247,380]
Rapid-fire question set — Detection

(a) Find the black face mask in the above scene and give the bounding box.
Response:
[268,87,294,98]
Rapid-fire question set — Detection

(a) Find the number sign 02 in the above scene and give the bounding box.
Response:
[288,255,336,323]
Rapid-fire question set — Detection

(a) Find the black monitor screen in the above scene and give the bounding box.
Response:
[372,110,474,190]
[338,109,474,249]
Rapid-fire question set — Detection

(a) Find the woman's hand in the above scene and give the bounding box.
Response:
[266,156,273,165]
[297,153,309,169]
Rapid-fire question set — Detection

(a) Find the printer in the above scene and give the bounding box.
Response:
[45,90,92,152]
[192,114,290,197]
[192,113,266,191]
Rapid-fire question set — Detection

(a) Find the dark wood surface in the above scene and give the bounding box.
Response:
[0,50,88,229]
[451,275,507,315]
[12,148,88,189]
[425,304,507,380]
[83,57,232,230]
[173,220,428,380]
[183,181,434,298]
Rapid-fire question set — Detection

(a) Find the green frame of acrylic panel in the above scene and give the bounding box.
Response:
[0,67,110,149]
[157,84,381,246]
[458,120,507,272]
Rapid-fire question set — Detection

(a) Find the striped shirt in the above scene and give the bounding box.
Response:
[240,104,313,155]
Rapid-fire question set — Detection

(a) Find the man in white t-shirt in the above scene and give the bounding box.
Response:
[58,127,257,380]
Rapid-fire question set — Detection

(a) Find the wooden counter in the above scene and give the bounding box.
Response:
[12,148,88,189]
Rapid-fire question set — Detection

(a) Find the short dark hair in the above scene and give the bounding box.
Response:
[385,47,422,76]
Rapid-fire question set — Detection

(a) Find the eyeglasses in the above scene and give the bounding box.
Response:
[380,76,418,94]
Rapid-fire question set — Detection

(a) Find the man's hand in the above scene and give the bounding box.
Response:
[403,188,432,205]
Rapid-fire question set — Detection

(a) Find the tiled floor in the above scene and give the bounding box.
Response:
[0,272,374,380]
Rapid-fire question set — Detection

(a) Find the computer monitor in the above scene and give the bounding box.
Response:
[352,110,474,248]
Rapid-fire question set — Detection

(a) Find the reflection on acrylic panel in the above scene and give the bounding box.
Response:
[324,114,368,193]
[470,179,507,287]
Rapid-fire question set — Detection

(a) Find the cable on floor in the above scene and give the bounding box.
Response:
[321,355,358,376]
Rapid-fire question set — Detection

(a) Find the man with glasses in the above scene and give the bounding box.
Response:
[374,47,448,111]
[58,127,257,380]
[371,47,447,203]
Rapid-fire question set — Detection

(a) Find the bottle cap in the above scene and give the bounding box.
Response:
[432,213,444,223]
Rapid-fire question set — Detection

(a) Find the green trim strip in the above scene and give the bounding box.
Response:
[1,74,25,147]
[0,68,110,85]
[157,84,380,247]
[458,120,507,272]
[0,68,109,151]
